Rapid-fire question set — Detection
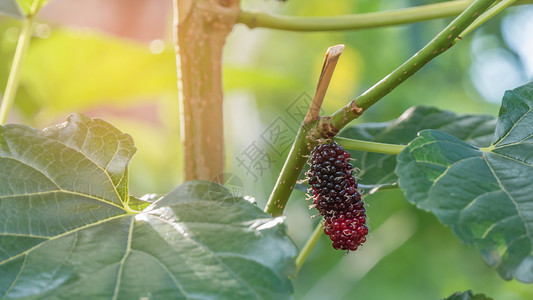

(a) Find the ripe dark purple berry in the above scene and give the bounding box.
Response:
[306,142,368,252]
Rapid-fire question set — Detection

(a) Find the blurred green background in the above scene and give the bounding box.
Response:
[1,0,532,299]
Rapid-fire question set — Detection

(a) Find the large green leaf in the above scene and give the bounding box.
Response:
[0,114,296,299]
[340,106,495,191]
[396,82,533,282]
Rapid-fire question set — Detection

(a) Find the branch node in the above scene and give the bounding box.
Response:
[349,100,363,116]
[318,116,339,139]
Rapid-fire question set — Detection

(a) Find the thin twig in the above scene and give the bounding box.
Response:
[454,0,517,44]
[304,44,345,124]
[236,0,532,32]
[294,222,324,276]
[0,17,35,124]
[328,0,496,131]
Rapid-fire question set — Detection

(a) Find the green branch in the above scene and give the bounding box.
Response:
[237,0,532,32]
[265,0,496,217]
[334,137,405,155]
[265,123,316,217]
[294,222,324,276]
[329,0,497,131]
[266,44,344,217]
[0,15,35,124]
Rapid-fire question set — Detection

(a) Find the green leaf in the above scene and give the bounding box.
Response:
[42,113,137,203]
[396,82,533,282]
[0,0,24,19]
[340,106,495,190]
[0,114,297,299]
[442,290,493,300]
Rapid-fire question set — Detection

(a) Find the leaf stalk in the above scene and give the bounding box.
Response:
[334,137,406,155]
[454,0,518,44]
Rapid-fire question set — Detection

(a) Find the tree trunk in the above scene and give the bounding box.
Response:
[174,0,240,181]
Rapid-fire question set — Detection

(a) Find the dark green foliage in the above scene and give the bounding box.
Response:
[341,106,495,190]
[0,114,297,299]
[396,82,533,282]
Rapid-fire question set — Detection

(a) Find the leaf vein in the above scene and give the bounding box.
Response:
[494,104,532,145]
[486,151,533,167]
[131,249,191,300]
[47,138,126,206]
[481,214,520,239]
[0,214,126,266]
[500,234,528,258]
[483,153,532,244]
[0,157,61,190]
[458,190,502,227]
[112,216,134,300]
[0,232,50,239]
[154,215,262,300]
[0,190,127,212]
[2,254,28,298]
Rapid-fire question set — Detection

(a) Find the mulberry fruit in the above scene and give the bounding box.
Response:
[307,142,368,251]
